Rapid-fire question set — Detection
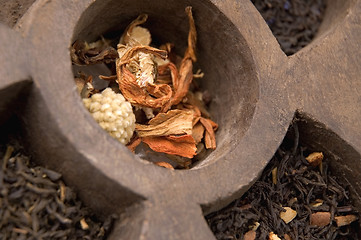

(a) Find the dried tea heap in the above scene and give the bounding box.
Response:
[206,122,360,239]
[72,7,218,169]
[0,146,115,239]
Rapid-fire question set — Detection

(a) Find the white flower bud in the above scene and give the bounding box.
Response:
[83,88,135,144]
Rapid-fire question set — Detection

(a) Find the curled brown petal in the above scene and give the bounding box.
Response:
[160,7,197,112]
[200,117,217,149]
[192,123,205,144]
[184,6,197,62]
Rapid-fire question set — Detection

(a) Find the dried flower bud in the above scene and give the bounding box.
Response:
[83,88,135,144]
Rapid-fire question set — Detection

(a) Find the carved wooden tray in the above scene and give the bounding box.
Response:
[0,0,360,239]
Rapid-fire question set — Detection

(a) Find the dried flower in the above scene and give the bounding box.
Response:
[83,88,135,144]
[74,6,218,168]
[70,39,118,65]
[199,117,218,149]
[142,135,197,158]
[135,109,193,137]
[116,46,172,109]
[192,123,205,144]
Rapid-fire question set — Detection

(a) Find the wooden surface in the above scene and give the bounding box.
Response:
[0,0,360,239]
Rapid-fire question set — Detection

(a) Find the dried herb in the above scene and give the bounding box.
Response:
[72,6,218,169]
[71,38,118,65]
[135,109,193,138]
[206,121,360,239]
[0,146,116,239]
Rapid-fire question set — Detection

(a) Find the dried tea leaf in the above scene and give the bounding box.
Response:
[199,117,218,149]
[136,109,193,137]
[192,122,205,144]
[142,135,196,158]
[288,197,298,207]
[334,215,358,227]
[280,207,297,224]
[310,212,331,227]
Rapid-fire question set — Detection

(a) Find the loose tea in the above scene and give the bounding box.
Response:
[251,0,327,55]
[206,122,359,239]
[71,6,217,169]
[0,145,115,239]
